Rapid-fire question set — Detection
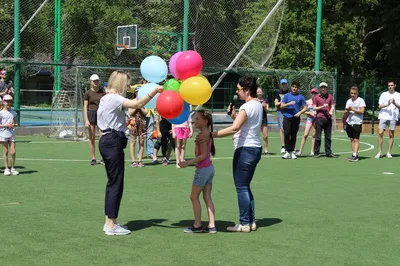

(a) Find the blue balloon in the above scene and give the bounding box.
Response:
[140,56,168,83]
[168,101,191,124]
[137,83,159,108]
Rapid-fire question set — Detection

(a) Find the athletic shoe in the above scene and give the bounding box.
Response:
[10,168,19,175]
[295,151,302,156]
[103,223,128,232]
[99,160,105,165]
[152,159,159,164]
[349,155,359,162]
[105,224,131,236]
[375,153,383,159]
[326,153,336,158]
[183,226,204,233]
[176,165,181,169]
[251,222,257,231]
[138,161,145,167]
[162,159,169,166]
[203,226,217,234]
[263,152,270,156]
[387,153,393,159]
[226,224,251,233]
[291,152,297,159]
[3,169,11,176]
[309,152,315,156]
[90,159,96,166]
[280,148,286,154]
[130,161,138,168]
[282,152,291,159]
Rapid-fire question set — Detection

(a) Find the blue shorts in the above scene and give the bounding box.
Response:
[277,111,284,129]
[193,165,215,187]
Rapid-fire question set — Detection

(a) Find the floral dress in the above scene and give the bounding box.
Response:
[128,109,147,137]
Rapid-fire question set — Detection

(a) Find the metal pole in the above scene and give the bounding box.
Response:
[363,80,367,100]
[314,0,322,71]
[182,0,190,51]
[371,86,375,135]
[14,0,21,125]
[195,0,284,112]
[53,0,61,92]
[1,0,49,57]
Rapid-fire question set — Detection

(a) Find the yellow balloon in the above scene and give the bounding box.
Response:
[179,76,212,105]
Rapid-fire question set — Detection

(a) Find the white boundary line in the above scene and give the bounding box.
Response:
[10,137,374,162]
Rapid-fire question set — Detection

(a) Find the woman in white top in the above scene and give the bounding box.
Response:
[200,77,263,233]
[97,70,163,236]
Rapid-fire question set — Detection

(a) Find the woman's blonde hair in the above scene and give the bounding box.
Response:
[107,70,131,95]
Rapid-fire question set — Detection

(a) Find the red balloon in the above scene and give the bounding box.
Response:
[175,50,203,80]
[156,91,184,119]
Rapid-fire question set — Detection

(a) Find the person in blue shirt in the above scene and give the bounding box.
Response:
[280,81,307,159]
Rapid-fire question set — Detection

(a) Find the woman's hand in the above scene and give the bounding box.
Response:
[196,131,210,143]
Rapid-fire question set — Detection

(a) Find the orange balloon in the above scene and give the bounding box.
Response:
[179,76,212,105]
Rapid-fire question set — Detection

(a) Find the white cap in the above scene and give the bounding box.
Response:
[3,94,13,101]
[90,74,100,81]
[319,82,328,88]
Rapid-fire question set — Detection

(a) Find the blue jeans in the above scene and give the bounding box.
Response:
[145,115,155,156]
[232,146,262,225]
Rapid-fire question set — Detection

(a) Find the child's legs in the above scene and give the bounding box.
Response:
[261,125,268,152]
[2,142,9,169]
[311,125,316,152]
[88,124,96,159]
[10,142,16,168]
[129,135,137,161]
[138,135,145,161]
[180,139,187,161]
[175,139,183,163]
[190,185,203,227]
[203,184,215,228]
[299,123,312,152]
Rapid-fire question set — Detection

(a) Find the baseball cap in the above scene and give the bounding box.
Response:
[319,82,328,87]
[280,78,288,84]
[0,70,6,75]
[3,94,13,101]
[90,74,100,81]
[103,82,108,87]
[311,88,318,94]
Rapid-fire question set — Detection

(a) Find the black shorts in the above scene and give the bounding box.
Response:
[262,118,268,126]
[87,110,98,125]
[345,123,362,139]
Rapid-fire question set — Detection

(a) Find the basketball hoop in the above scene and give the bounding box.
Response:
[114,44,128,56]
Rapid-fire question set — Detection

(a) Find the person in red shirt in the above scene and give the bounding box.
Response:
[312,82,336,158]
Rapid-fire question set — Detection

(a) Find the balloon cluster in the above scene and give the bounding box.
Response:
[138,51,212,124]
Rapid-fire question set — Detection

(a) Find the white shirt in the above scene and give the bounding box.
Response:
[378,91,400,121]
[97,93,127,132]
[345,97,366,125]
[0,109,16,138]
[233,100,262,149]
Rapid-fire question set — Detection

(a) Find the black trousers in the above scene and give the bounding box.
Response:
[99,131,128,219]
[314,117,332,155]
[160,119,175,158]
[283,116,300,152]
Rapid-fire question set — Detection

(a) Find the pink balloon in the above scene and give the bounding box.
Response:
[176,51,203,80]
[169,52,182,79]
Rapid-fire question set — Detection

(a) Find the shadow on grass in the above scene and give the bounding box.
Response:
[125,219,171,231]
[170,218,282,232]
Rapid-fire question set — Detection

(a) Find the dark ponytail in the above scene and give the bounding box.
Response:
[198,110,216,156]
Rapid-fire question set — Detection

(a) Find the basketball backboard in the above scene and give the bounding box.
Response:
[116,25,138,50]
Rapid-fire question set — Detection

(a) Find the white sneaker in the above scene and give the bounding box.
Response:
[280,148,286,154]
[309,152,314,156]
[251,222,257,231]
[291,152,297,159]
[3,169,10,176]
[105,224,131,235]
[282,152,291,159]
[103,223,128,232]
[375,153,383,159]
[387,153,393,159]
[295,151,302,156]
[226,224,251,233]
[11,168,19,175]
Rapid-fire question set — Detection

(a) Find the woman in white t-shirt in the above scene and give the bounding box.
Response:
[200,77,263,233]
[97,70,163,236]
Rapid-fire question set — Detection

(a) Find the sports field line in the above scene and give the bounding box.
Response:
[8,138,374,162]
